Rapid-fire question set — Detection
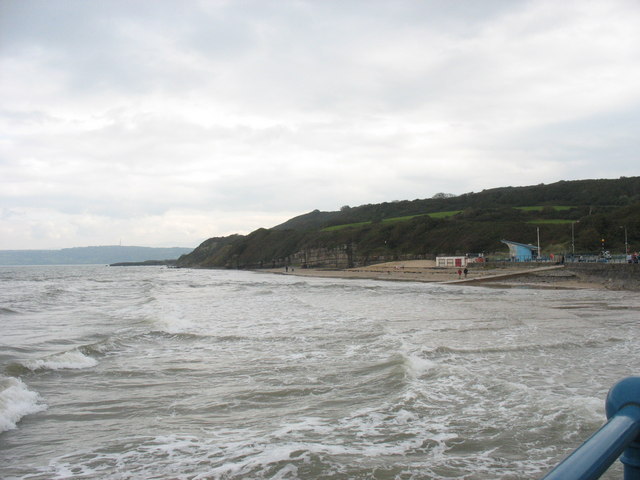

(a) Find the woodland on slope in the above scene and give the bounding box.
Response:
[177,177,640,269]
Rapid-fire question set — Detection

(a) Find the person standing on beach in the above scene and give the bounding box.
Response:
[457,269,462,279]
[463,268,468,278]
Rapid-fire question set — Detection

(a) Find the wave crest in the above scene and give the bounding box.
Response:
[0,376,47,432]
[21,350,98,372]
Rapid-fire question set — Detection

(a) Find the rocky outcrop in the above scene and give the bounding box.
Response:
[291,245,356,269]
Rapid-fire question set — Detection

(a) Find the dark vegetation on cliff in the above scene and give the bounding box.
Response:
[177,177,640,269]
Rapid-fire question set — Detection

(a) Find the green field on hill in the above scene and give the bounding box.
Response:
[322,210,462,232]
[528,219,575,225]
[515,205,574,211]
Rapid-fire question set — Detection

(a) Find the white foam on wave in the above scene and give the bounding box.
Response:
[145,299,200,334]
[154,315,196,334]
[403,352,438,378]
[25,416,456,479]
[22,350,98,371]
[0,376,47,432]
[34,433,311,480]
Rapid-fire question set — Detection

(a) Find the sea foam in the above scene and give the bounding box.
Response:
[22,350,98,371]
[0,376,47,432]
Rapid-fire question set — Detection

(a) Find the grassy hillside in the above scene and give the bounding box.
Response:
[177,177,640,268]
[272,177,640,231]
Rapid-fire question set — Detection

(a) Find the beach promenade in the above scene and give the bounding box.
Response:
[262,260,624,290]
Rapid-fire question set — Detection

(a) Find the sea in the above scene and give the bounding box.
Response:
[1,265,638,480]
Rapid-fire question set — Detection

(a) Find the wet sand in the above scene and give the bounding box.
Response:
[260,260,606,290]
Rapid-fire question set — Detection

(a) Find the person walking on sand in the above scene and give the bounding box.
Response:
[463,267,468,278]
[457,269,462,279]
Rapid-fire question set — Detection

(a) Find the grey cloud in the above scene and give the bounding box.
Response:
[2,0,640,248]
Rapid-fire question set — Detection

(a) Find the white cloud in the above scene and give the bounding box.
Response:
[0,207,295,250]
[1,0,639,248]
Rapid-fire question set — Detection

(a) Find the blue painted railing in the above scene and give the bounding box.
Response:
[542,377,640,480]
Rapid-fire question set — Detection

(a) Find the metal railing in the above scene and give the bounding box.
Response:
[542,377,640,480]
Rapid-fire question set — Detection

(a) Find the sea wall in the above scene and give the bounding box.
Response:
[565,262,640,290]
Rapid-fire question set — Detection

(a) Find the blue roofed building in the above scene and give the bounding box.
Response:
[501,240,539,261]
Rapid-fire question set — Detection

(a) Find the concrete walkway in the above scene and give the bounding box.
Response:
[442,265,566,285]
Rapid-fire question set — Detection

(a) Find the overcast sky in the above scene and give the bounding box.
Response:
[1,0,639,250]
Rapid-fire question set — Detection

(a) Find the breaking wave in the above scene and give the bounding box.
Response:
[0,376,47,433]
[20,349,98,372]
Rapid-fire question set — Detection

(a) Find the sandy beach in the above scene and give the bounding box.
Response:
[260,260,607,290]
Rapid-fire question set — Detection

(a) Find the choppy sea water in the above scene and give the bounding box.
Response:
[1,265,638,479]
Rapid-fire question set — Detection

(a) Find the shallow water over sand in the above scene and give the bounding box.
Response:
[1,265,638,479]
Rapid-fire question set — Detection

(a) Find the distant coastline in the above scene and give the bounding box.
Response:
[0,246,193,266]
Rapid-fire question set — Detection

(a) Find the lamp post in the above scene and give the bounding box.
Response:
[570,221,580,259]
[621,226,629,256]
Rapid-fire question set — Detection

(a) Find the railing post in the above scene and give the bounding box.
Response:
[607,377,640,480]
[542,377,640,480]
[621,442,640,480]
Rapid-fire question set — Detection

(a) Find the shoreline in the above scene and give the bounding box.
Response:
[257,260,611,290]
